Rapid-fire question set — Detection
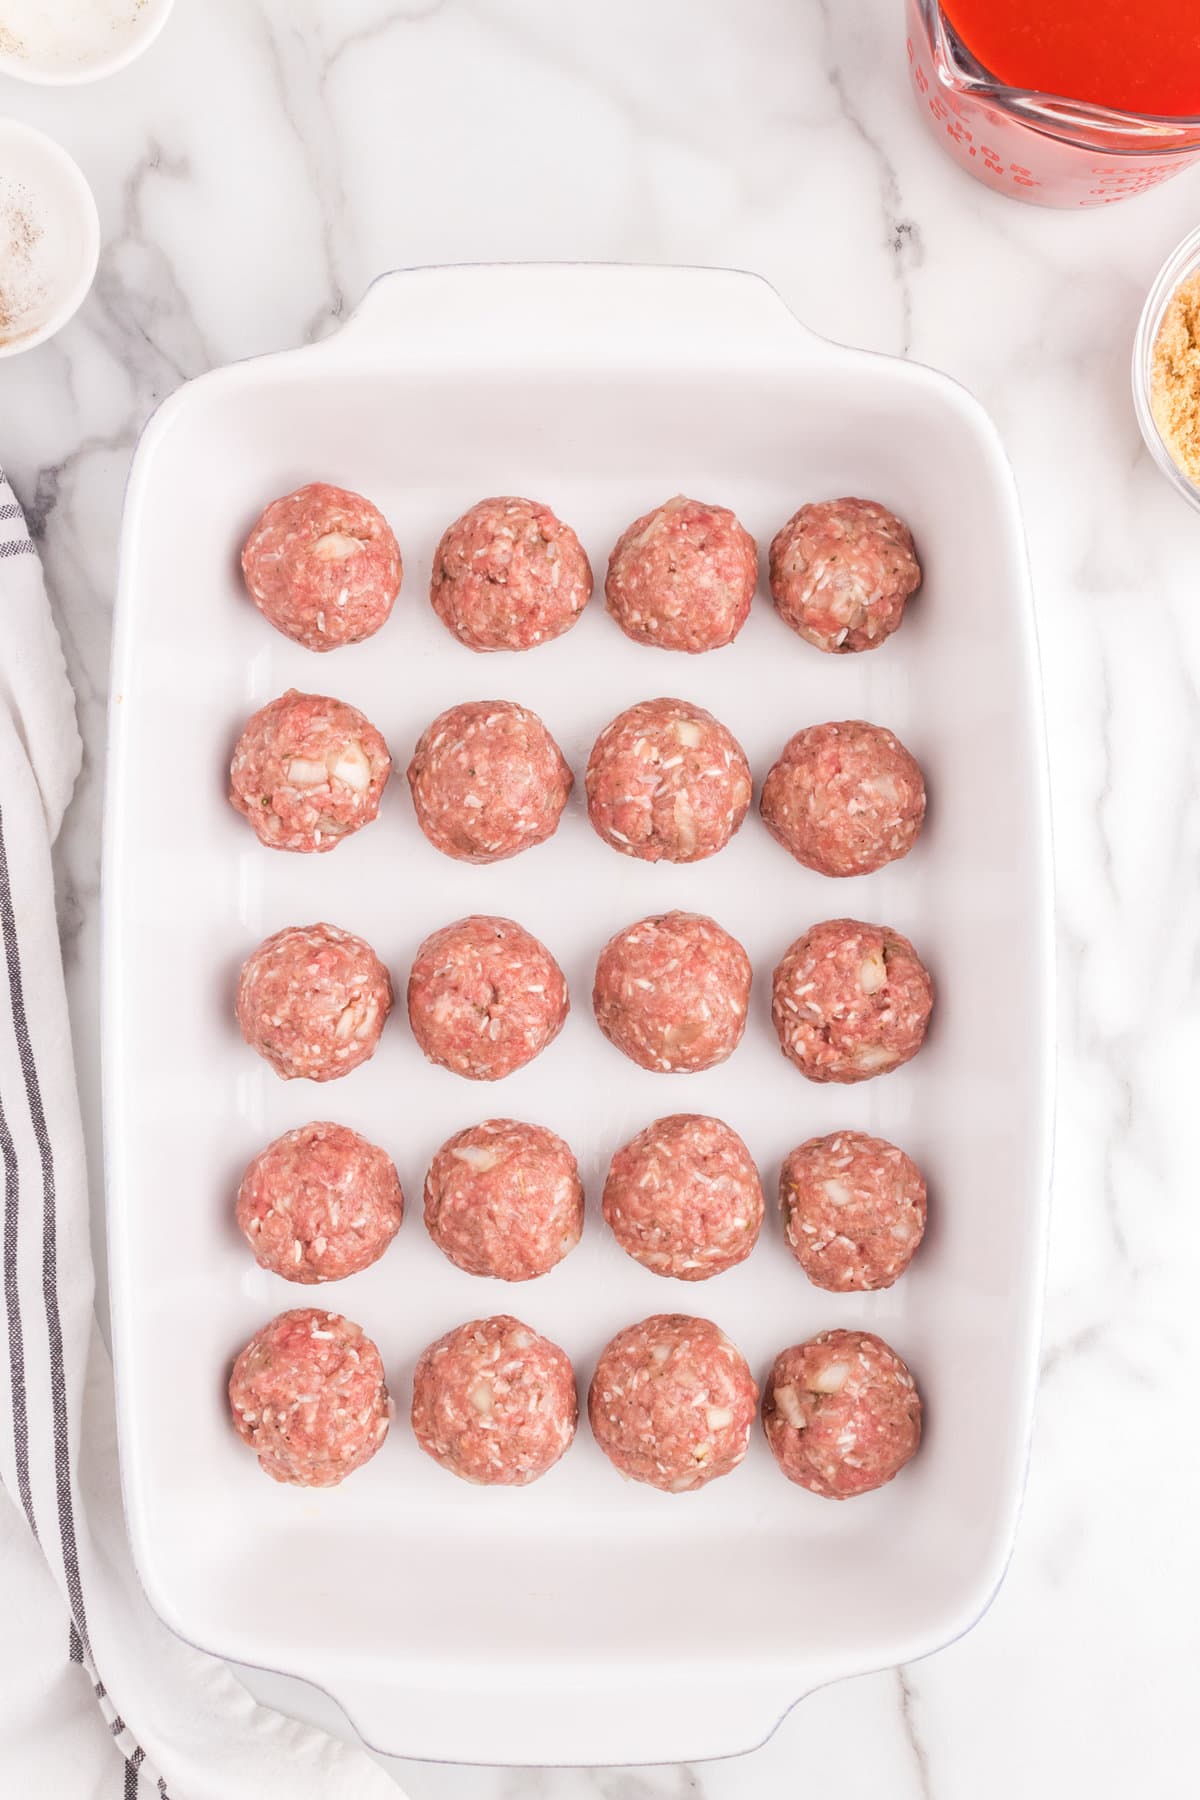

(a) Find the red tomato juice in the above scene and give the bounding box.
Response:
[941,0,1200,116]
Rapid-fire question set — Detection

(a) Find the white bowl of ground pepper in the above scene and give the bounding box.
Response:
[1134,222,1200,515]
[0,122,100,359]
[0,0,173,84]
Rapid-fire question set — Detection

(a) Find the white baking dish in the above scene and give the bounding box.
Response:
[103,263,1053,1766]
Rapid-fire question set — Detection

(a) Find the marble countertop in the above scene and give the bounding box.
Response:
[3,1,1199,1794]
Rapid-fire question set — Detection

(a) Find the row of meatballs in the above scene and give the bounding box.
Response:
[236,913,934,1085]
[229,690,927,880]
[230,1308,922,1500]
[241,484,921,658]
[239,1117,927,1292]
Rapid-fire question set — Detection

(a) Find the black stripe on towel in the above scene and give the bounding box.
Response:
[124,1745,144,1797]
[0,504,21,523]
[0,540,35,559]
[0,1080,35,1538]
[69,1619,83,1662]
[0,804,89,1650]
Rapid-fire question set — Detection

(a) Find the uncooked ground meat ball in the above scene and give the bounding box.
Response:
[430,497,593,651]
[593,911,751,1073]
[407,700,572,863]
[761,720,926,878]
[603,1114,763,1280]
[228,1308,391,1487]
[779,1130,926,1292]
[771,918,932,1084]
[229,689,391,854]
[237,922,393,1082]
[241,482,402,651]
[585,698,752,863]
[588,1314,758,1492]
[425,1119,583,1280]
[769,498,920,654]
[408,915,569,1081]
[762,1330,921,1498]
[237,1122,404,1283]
[411,1315,577,1485]
[605,495,758,653]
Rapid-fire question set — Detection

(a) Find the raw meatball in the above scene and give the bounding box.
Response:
[761,720,926,878]
[237,1121,404,1283]
[241,482,401,651]
[593,911,751,1073]
[588,1314,758,1492]
[229,689,391,854]
[769,498,920,654]
[585,698,752,863]
[407,700,572,863]
[780,1130,926,1292]
[425,1119,583,1280]
[605,495,758,653]
[228,1308,391,1487]
[237,922,393,1082]
[762,1329,921,1498]
[430,496,592,652]
[408,915,569,1081]
[771,918,932,1084]
[411,1315,577,1485]
[602,1114,763,1280]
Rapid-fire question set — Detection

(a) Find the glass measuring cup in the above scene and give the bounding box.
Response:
[906,0,1200,207]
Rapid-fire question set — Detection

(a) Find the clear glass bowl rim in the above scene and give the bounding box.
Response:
[1132,221,1200,518]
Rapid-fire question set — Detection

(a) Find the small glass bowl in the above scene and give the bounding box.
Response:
[1133,220,1200,516]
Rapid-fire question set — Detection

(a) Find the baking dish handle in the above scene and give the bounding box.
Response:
[303,1665,819,1766]
[318,262,825,371]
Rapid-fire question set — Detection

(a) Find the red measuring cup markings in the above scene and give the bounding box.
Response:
[906,0,1200,207]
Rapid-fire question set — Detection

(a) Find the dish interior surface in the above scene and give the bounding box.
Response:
[105,267,1051,1765]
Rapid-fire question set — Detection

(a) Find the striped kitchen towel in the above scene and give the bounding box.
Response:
[0,469,401,1799]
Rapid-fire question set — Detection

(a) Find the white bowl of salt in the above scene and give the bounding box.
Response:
[0,0,174,84]
[0,121,100,358]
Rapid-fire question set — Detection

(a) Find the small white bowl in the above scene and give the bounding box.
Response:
[0,0,174,85]
[1132,220,1200,517]
[0,121,100,358]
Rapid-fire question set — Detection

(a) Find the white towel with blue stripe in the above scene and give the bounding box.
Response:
[0,469,401,1799]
